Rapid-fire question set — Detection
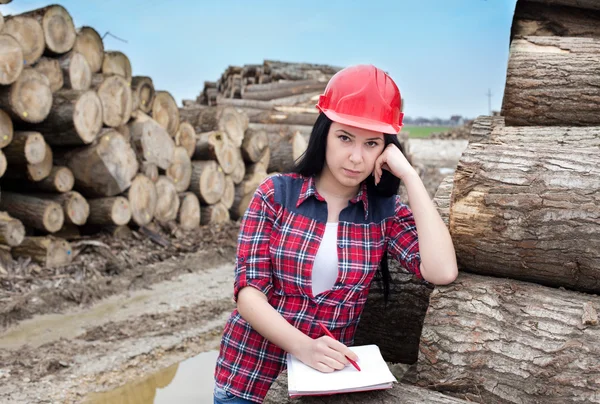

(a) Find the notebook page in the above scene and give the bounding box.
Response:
[287,345,397,393]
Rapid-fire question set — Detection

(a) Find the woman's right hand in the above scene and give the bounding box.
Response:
[295,336,359,373]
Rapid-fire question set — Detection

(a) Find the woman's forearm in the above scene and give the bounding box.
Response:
[403,170,458,285]
[237,286,312,356]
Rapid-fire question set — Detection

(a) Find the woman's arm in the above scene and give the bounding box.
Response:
[374,144,458,285]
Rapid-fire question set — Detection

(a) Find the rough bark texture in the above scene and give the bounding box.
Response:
[128,111,175,170]
[0,68,53,123]
[72,26,104,74]
[177,192,200,231]
[501,36,600,126]
[166,146,192,192]
[93,74,133,127]
[153,176,180,224]
[32,57,63,92]
[86,197,131,226]
[0,212,25,247]
[267,130,308,173]
[0,192,64,233]
[3,131,46,165]
[131,76,155,113]
[189,160,225,205]
[58,51,91,91]
[62,130,138,197]
[126,174,156,226]
[1,166,74,193]
[175,121,196,158]
[3,16,44,65]
[406,272,600,404]
[451,142,600,293]
[241,127,268,163]
[20,5,76,55]
[241,80,326,101]
[42,191,89,226]
[152,91,180,136]
[432,176,453,226]
[102,51,132,82]
[193,131,239,175]
[11,236,72,268]
[200,202,230,225]
[248,110,318,126]
[467,115,505,144]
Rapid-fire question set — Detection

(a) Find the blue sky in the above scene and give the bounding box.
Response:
[1,0,518,119]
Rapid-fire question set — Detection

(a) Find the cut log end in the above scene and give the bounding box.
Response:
[27,143,53,181]
[131,76,155,113]
[152,91,180,136]
[12,237,72,268]
[0,212,25,247]
[73,26,104,73]
[0,34,25,85]
[175,121,196,158]
[62,191,90,226]
[2,69,53,123]
[166,146,192,192]
[0,109,14,148]
[33,57,63,92]
[190,160,226,205]
[154,176,180,224]
[4,16,45,66]
[38,5,76,54]
[87,196,131,226]
[47,166,75,192]
[43,202,64,233]
[200,202,230,225]
[128,174,157,226]
[95,74,133,127]
[73,90,103,143]
[178,192,200,231]
[221,175,235,209]
[67,52,92,91]
[102,51,132,82]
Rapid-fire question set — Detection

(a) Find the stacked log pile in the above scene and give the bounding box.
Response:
[346,1,600,403]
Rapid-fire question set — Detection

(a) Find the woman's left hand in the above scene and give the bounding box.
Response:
[373,144,415,184]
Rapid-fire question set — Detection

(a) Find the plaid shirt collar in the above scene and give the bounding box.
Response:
[296,175,370,220]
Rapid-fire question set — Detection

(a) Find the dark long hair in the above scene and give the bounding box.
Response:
[291,113,406,304]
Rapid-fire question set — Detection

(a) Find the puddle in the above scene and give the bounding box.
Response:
[84,350,220,403]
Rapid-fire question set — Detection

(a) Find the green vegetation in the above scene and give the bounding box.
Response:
[402,126,451,138]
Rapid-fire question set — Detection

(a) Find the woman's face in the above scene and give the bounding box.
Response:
[323,121,386,189]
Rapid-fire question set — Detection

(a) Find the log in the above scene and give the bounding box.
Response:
[0,34,23,85]
[0,191,64,233]
[3,16,44,65]
[248,123,313,138]
[1,166,74,193]
[432,176,453,226]
[127,111,175,170]
[502,36,600,126]
[87,196,131,226]
[174,121,196,158]
[26,143,52,181]
[114,124,130,142]
[451,142,600,293]
[241,81,327,101]
[511,1,600,39]
[264,373,472,404]
[152,90,180,136]
[141,161,158,182]
[241,127,268,163]
[0,68,53,123]
[22,89,102,145]
[193,131,239,174]
[0,212,25,246]
[153,176,180,224]
[32,57,63,92]
[243,79,326,94]
[20,5,76,55]
[217,91,320,108]
[39,191,89,226]
[200,202,229,225]
[191,106,248,148]
[0,109,13,149]
[267,130,308,173]
[526,0,600,11]
[3,131,46,165]
[58,51,91,91]
[102,51,131,82]
[127,174,156,226]
[189,160,225,205]
[409,272,600,403]
[0,149,6,177]
[0,9,3,31]
[177,192,200,231]
[467,115,505,144]
[93,74,133,127]
[230,152,246,185]
[72,26,104,74]
[131,76,155,113]
[248,110,318,126]
[166,146,192,192]
[62,130,138,197]
[220,175,234,209]
[11,236,72,268]
[230,169,268,220]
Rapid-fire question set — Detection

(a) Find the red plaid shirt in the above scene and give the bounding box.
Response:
[214,173,422,403]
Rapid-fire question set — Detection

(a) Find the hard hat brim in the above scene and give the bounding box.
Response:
[319,108,401,134]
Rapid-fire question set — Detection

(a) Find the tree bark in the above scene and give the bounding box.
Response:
[451,142,600,293]
[200,202,230,225]
[0,191,64,233]
[177,192,200,231]
[3,131,46,165]
[152,90,180,136]
[0,109,13,149]
[248,110,318,126]
[241,80,327,101]
[57,51,91,91]
[62,129,138,197]
[3,16,44,66]
[267,130,308,173]
[154,176,180,224]
[408,272,600,404]
[189,160,225,205]
[502,36,600,126]
[93,74,133,127]
[175,121,196,158]
[241,127,268,163]
[193,131,239,175]
[86,196,131,226]
[0,212,25,247]
[432,176,453,226]
[102,51,131,82]
[230,169,268,220]
[72,26,104,74]
[220,175,235,209]
[126,174,156,226]
[38,191,89,226]
[131,76,155,113]
[19,5,76,55]
[166,146,192,192]
[218,91,320,108]
[1,166,74,193]
[189,106,248,148]
[11,236,72,268]
[127,111,175,170]
[0,68,53,123]
[21,89,102,145]
[32,57,63,92]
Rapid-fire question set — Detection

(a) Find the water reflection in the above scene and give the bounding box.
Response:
[85,350,219,404]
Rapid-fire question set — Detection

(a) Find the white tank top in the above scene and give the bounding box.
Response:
[311,222,339,296]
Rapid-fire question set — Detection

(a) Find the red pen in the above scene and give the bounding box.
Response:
[317,322,361,371]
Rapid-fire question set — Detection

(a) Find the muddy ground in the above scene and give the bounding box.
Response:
[0,138,467,404]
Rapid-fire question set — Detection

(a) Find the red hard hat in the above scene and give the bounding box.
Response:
[316,64,403,134]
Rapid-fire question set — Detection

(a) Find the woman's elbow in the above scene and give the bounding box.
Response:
[422,263,458,285]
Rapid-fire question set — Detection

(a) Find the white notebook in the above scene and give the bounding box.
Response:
[286,344,397,398]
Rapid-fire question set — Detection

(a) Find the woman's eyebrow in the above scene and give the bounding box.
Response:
[336,130,382,141]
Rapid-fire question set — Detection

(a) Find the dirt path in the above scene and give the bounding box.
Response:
[0,251,237,404]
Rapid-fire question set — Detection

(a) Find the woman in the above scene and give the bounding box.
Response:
[214,64,458,403]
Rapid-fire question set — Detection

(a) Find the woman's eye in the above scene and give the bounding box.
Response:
[339,135,350,142]
[366,141,379,148]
